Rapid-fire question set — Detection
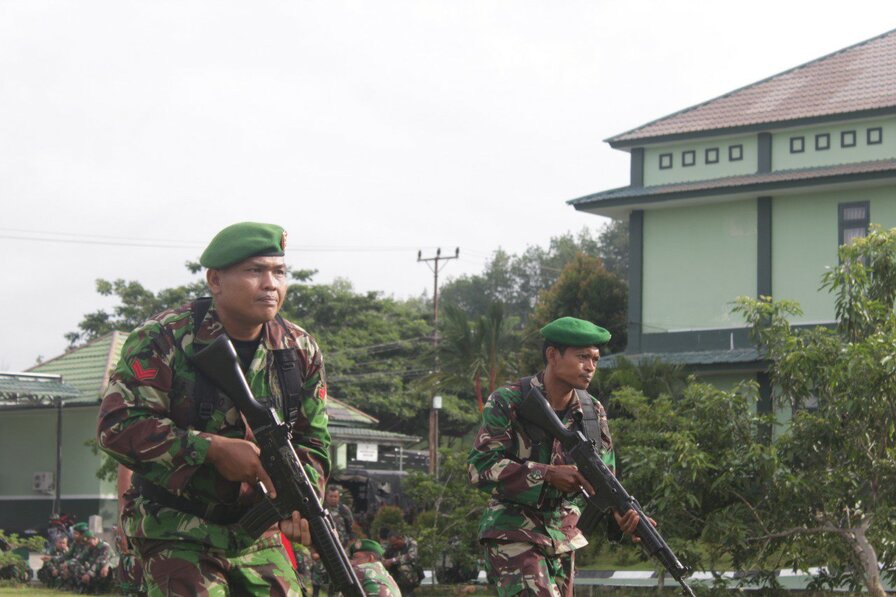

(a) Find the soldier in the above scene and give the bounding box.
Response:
[97,222,330,595]
[73,530,113,593]
[468,317,642,597]
[37,534,68,587]
[349,539,401,597]
[382,529,424,595]
[311,485,356,597]
[58,522,89,589]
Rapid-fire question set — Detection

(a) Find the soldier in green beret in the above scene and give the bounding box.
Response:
[349,539,401,597]
[468,316,642,596]
[98,221,330,595]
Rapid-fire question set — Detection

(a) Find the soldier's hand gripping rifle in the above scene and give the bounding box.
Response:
[517,385,697,597]
[192,335,364,597]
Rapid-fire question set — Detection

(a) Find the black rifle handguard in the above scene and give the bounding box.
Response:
[192,335,364,597]
[517,384,697,597]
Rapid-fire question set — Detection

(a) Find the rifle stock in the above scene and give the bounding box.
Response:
[192,335,364,597]
[517,384,696,597]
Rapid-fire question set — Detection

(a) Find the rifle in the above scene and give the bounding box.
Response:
[517,384,696,597]
[192,335,364,597]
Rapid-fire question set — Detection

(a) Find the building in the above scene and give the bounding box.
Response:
[0,332,419,534]
[570,29,896,411]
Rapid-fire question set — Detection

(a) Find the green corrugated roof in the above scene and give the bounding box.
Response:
[327,397,378,426]
[28,331,127,403]
[599,348,763,369]
[329,427,420,446]
[0,373,81,406]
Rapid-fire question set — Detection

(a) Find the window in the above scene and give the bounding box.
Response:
[841,130,856,148]
[867,127,883,145]
[682,150,696,167]
[815,133,830,151]
[705,147,719,164]
[839,201,869,246]
[790,136,805,153]
[659,153,673,169]
[729,144,743,161]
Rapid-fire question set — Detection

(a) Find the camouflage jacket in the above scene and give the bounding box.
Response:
[353,561,401,596]
[63,539,88,564]
[383,536,422,587]
[467,372,615,555]
[328,502,355,547]
[97,299,331,550]
[79,540,112,578]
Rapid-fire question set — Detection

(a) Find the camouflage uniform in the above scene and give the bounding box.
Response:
[97,299,331,596]
[59,537,89,588]
[117,550,146,596]
[37,542,69,587]
[383,536,423,594]
[353,561,401,597]
[310,502,354,591]
[467,373,615,597]
[72,538,114,593]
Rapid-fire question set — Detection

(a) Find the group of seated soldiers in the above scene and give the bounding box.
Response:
[37,522,113,593]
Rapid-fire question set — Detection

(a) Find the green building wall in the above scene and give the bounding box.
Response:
[772,116,896,171]
[642,198,757,332]
[644,135,758,186]
[772,184,896,323]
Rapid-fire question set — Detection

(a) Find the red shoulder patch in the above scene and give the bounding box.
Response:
[131,360,158,382]
[317,384,327,400]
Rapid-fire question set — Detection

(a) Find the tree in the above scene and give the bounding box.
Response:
[733,226,896,596]
[520,254,627,372]
[431,302,520,412]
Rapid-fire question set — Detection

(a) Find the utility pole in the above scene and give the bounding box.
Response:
[418,247,459,478]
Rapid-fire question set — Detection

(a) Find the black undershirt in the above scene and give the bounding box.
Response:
[231,337,261,372]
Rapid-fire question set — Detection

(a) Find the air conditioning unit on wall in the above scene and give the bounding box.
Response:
[33,472,55,494]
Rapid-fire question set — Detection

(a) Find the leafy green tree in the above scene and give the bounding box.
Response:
[403,447,488,583]
[733,226,896,596]
[430,302,520,412]
[596,218,629,279]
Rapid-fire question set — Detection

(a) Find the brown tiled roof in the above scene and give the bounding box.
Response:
[609,29,896,146]
[570,159,896,210]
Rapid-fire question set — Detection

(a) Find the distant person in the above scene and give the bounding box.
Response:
[72,530,113,593]
[312,485,356,596]
[97,222,331,595]
[350,539,401,596]
[37,534,68,587]
[381,529,424,594]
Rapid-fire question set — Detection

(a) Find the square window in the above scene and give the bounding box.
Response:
[729,144,743,161]
[841,130,856,148]
[815,133,830,151]
[705,147,719,164]
[659,153,673,169]
[790,136,805,153]
[682,150,696,167]
[868,127,883,145]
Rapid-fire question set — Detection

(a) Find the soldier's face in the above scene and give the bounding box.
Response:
[207,256,287,329]
[547,345,600,390]
[325,490,340,507]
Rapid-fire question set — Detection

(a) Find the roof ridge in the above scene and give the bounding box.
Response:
[606,27,896,144]
[25,329,125,372]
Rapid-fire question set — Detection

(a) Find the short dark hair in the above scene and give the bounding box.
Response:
[542,340,570,365]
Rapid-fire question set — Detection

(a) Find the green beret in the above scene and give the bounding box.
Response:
[82,530,94,538]
[200,222,287,269]
[540,316,611,346]
[72,522,88,533]
[349,539,385,557]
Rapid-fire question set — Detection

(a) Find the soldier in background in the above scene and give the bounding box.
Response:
[381,529,424,595]
[311,485,355,596]
[72,530,113,593]
[349,539,400,597]
[37,534,68,587]
[467,317,641,596]
[58,522,89,589]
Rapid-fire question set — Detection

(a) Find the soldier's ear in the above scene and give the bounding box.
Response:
[206,268,222,295]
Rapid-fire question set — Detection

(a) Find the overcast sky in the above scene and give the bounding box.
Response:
[2,1,894,370]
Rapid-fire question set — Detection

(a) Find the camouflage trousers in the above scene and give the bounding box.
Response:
[135,535,304,597]
[482,540,575,597]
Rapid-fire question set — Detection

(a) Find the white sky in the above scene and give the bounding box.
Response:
[2,1,895,370]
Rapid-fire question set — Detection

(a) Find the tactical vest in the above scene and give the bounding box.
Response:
[518,376,604,451]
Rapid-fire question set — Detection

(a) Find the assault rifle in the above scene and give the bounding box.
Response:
[192,335,364,597]
[517,384,696,597]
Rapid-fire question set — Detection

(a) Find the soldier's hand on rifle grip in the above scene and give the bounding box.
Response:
[206,435,277,499]
[612,509,656,543]
[280,511,311,546]
[544,464,595,496]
